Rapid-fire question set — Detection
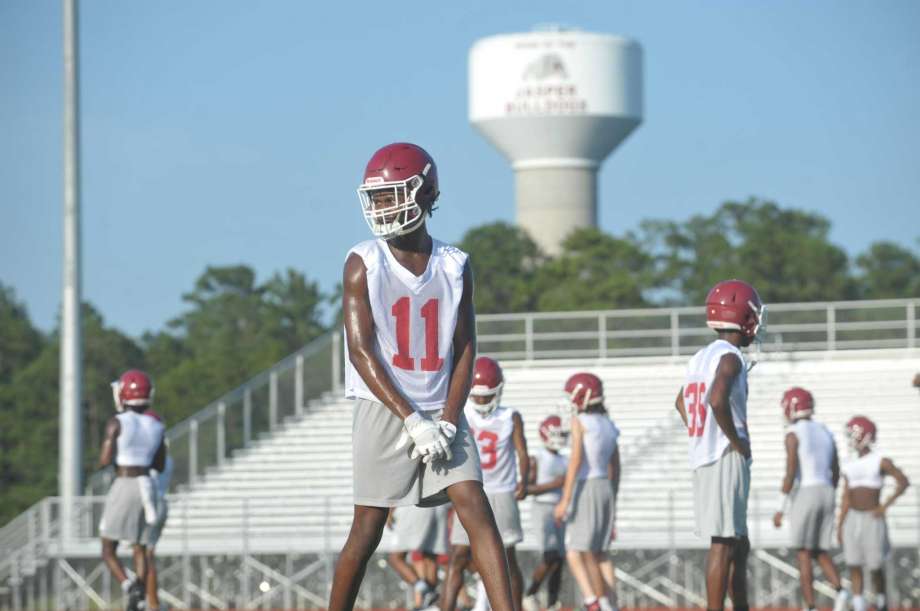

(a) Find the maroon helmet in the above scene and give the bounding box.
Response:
[846,415,877,451]
[564,372,604,412]
[356,143,439,239]
[111,369,154,412]
[705,279,765,341]
[539,415,568,451]
[468,356,504,415]
[781,387,814,423]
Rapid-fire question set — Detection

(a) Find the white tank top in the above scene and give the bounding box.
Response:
[842,451,883,489]
[344,238,467,411]
[465,404,518,493]
[115,411,165,467]
[791,419,835,488]
[684,339,749,470]
[576,413,619,481]
[534,447,568,503]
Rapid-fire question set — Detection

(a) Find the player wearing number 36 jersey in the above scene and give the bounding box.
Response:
[676,279,765,611]
[329,143,516,611]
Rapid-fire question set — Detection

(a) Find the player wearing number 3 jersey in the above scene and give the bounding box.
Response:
[676,279,765,611]
[329,143,516,611]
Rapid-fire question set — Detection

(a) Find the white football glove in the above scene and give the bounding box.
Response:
[437,420,457,449]
[395,412,451,463]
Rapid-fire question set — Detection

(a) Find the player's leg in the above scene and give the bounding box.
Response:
[388,550,425,606]
[505,546,523,611]
[796,549,816,609]
[599,556,618,610]
[329,505,389,611]
[447,481,515,611]
[815,551,842,588]
[850,567,867,611]
[525,550,560,597]
[870,568,886,611]
[565,550,596,604]
[440,544,472,611]
[545,554,563,608]
[705,537,733,610]
[144,547,160,610]
[101,538,130,584]
[131,544,147,589]
[726,536,749,610]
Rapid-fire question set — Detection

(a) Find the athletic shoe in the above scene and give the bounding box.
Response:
[522,594,540,611]
[126,581,144,611]
[420,589,440,609]
[833,589,851,611]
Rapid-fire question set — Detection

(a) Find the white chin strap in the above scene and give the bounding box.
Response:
[469,383,502,415]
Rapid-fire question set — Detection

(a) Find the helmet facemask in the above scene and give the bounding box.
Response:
[468,382,503,416]
[357,165,434,240]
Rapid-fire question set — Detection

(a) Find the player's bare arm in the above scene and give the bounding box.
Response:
[674,387,688,427]
[512,411,529,500]
[441,262,476,426]
[342,252,415,420]
[608,445,620,498]
[554,416,584,523]
[836,478,850,546]
[528,455,564,495]
[152,439,167,472]
[709,352,750,458]
[773,432,798,527]
[97,416,120,469]
[874,458,910,516]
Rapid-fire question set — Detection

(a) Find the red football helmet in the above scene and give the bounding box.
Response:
[539,415,568,451]
[469,356,504,415]
[782,387,814,423]
[705,279,765,343]
[111,369,154,412]
[846,415,877,451]
[564,372,604,412]
[356,142,439,240]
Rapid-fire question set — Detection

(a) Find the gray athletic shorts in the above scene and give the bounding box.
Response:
[693,450,751,539]
[142,497,169,547]
[451,489,523,547]
[352,400,482,507]
[565,478,615,552]
[789,485,835,551]
[531,501,565,554]
[99,477,146,544]
[390,505,445,553]
[843,509,890,570]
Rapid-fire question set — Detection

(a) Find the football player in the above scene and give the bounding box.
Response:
[675,280,763,611]
[442,356,529,611]
[522,416,569,611]
[141,409,174,611]
[98,370,166,611]
[553,373,620,611]
[330,143,514,611]
[771,388,849,611]
[838,416,910,611]
[386,505,443,609]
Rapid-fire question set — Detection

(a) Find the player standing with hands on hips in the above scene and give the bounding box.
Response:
[675,280,764,611]
[329,143,516,611]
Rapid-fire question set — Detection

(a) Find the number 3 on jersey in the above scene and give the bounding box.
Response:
[685,382,707,437]
[391,297,444,372]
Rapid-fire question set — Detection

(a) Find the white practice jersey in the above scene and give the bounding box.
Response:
[684,339,749,470]
[576,412,619,481]
[534,447,568,504]
[790,419,836,488]
[115,411,165,467]
[344,238,468,411]
[465,404,518,494]
[842,451,883,490]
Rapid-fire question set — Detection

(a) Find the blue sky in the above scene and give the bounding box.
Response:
[2,1,919,337]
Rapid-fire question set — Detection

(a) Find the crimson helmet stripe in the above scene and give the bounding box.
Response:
[705,279,764,340]
[564,372,604,411]
[781,386,814,422]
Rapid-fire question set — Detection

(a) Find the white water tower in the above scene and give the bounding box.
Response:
[469,28,643,254]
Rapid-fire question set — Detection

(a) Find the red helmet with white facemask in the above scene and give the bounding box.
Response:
[705,279,765,343]
[539,415,568,451]
[564,372,604,412]
[111,369,154,412]
[468,356,504,416]
[356,143,439,240]
[781,387,814,423]
[846,415,877,451]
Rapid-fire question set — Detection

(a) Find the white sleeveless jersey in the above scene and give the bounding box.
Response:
[115,411,165,467]
[576,412,619,481]
[842,451,883,489]
[684,339,749,470]
[790,419,835,488]
[344,238,468,411]
[534,447,568,504]
[465,404,518,493]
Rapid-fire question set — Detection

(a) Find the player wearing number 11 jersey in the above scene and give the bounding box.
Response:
[330,143,515,611]
[676,279,765,611]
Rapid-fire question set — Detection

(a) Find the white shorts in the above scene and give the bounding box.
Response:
[789,485,835,551]
[843,509,890,570]
[389,505,447,554]
[451,489,523,547]
[99,477,146,544]
[352,400,482,507]
[565,478,615,552]
[693,450,750,539]
[531,502,565,554]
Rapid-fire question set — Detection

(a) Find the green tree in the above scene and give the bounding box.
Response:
[458,222,545,314]
[855,241,920,298]
[533,227,653,311]
[0,283,45,383]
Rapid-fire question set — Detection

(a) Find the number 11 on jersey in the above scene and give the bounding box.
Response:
[391,297,444,372]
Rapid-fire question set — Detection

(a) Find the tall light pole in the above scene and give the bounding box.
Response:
[60,0,83,541]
